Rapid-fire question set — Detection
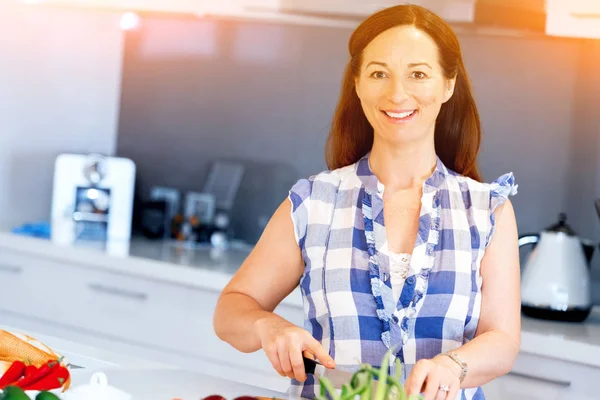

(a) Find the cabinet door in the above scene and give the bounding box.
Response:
[482,370,570,400]
[0,248,190,350]
[0,249,80,318]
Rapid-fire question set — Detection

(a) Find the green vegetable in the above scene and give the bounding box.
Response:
[0,386,30,400]
[36,392,61,400]
[317,350,424,400]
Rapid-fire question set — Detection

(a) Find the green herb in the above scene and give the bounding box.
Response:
[316,350,424,400]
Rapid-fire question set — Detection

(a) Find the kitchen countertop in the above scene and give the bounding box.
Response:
[1,323,288,400]
[3,230,600,370]
[68,368,288,400]
[0,324,172,372]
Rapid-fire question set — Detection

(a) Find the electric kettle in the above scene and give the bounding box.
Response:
[519,213,595,322]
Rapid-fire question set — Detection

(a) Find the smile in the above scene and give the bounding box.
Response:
[381,109,418,122]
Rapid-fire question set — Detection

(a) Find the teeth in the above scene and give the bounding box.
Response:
[385,110,415,119]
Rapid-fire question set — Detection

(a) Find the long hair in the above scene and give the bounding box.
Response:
[325,4,482,182]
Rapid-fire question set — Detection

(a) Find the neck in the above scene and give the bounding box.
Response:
[369,139,437,192]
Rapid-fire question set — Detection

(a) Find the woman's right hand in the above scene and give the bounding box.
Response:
[255,314,335,382]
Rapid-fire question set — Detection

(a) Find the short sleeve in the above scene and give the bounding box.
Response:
[485,172,518,248]
[288,178,313,250]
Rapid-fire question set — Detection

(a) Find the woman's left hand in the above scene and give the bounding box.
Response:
[404,356,461,400]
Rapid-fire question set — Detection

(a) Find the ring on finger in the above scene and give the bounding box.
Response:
[439,384,450,393]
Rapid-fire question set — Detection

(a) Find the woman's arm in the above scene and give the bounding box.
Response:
[213,198,304,351]
[434,198,521,387]
[213,198,334,381]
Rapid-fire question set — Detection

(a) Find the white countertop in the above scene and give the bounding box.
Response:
[68,368,288,399]
[0,324,172,372]
[0,324,288,399]
[3,230,600,371]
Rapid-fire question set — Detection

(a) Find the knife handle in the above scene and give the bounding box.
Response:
[303,356,318,375]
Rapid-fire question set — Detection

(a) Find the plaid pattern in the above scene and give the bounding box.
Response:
[287,152,517,400]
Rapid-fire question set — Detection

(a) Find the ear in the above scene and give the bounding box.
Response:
[443,76,457,103]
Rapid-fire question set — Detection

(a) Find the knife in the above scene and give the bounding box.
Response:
[303,356,355,388]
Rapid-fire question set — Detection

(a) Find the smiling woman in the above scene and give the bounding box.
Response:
[214,5,520,400]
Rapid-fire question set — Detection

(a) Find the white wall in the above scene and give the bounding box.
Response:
[0,3,124,226]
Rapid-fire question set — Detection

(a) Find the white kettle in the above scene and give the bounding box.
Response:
[519,213,596,322]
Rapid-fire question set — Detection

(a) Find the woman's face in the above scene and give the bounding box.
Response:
[355,25,456,146]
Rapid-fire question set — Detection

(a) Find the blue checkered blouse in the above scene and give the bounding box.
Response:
[286,152,517,400]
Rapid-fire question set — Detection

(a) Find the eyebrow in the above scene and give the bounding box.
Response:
[365,61,433,69]
[408,62,433,69]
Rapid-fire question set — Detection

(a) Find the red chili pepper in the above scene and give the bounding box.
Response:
[0,361,26,389]
[22,366,69,391]
[14,359,59,388]
[24,365,38,378]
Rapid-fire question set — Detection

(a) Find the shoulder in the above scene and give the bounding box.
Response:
[448,171,518,204]
[289,163,359,206]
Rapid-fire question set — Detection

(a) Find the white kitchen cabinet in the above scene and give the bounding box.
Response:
[0,249,189,350]
[546,0,600,39]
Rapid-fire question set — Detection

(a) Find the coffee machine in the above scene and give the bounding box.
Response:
[51,153,136,251]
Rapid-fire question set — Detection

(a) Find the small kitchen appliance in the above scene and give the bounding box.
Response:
[519,212,595,322]
[51,153,136,246]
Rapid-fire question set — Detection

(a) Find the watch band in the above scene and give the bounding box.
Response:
[444,352,468,383]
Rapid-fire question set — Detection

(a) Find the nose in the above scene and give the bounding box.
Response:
[387,77,409,104]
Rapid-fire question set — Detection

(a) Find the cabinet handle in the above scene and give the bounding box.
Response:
[0,264,23,274]
[507,371,571,388]
[87,283,148,302]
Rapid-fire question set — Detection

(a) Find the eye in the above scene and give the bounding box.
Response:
[370,71,388,79]
[412,71,428,80]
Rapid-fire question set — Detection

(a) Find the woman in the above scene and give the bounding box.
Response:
[213,4,520,400]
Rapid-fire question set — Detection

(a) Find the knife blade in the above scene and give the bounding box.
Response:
[303,357,355,388]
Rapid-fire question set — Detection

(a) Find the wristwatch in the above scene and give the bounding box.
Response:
[444,352,468,383]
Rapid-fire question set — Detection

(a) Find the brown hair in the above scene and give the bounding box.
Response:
[325,4,482,182]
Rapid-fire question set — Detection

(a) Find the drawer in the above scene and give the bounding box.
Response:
[482,370,569,400]
[513,351,600,399]
[61,266,190,349]
[0,249,190,350]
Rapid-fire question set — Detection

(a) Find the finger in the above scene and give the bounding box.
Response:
[405,362,430,397]
[277,340,294,379]
[290,344,307,382]
[447,383,460,400]
[434,383,448,400]
[264,343,285,377]
[422,371,440,400]
[306,335,335,368]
